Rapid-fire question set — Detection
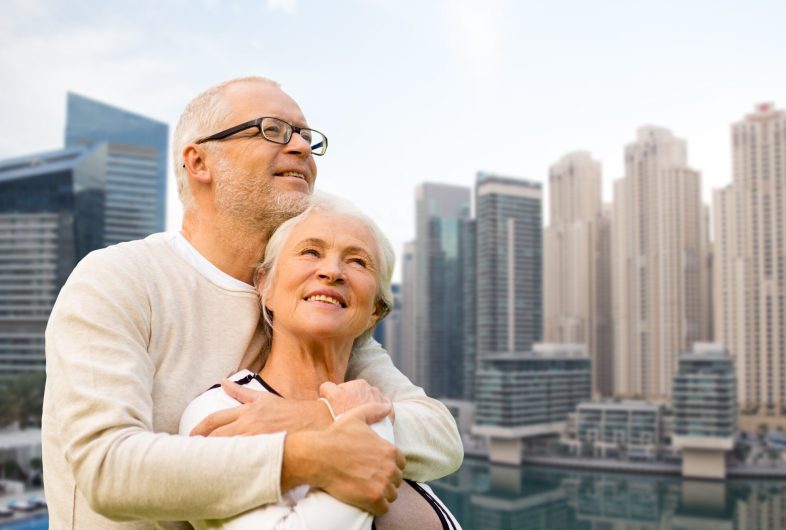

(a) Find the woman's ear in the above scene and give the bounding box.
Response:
[367,300,386,329]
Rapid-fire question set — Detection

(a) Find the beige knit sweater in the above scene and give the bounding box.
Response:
[42,234,462,529]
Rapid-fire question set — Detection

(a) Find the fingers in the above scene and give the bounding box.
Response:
[340,401,392,425]
[221,379,264,404]
[189,406,243,436]
[318,381,338,398]
[395,448,406,471]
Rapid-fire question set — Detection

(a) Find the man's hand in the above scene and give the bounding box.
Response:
[320,379,395,423]
[190,379,332,437]
[283,402,406,515]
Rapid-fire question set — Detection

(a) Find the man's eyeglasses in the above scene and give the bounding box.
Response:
[195,117,328,156]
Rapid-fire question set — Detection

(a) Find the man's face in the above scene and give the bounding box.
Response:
[208,81,318,228]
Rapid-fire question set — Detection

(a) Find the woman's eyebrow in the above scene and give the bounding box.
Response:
[344,246,376,264]
[296,238,326,248]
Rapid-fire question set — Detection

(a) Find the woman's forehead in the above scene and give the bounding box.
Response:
[289,212,376,247]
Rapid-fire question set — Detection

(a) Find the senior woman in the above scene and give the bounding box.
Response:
[179,194,461,530]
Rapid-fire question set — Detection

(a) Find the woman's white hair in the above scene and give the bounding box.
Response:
[255,192,395,355]
[171,76,280,210]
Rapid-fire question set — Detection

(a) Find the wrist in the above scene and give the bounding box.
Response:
[281,430,328,492]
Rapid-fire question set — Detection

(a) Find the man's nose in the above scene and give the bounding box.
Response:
[285,131,312,157]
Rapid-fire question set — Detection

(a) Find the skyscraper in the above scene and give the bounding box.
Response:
[475,172,543,356]
[65,92,168,244]
[0,146,108,377]
[399,241,417,382]
[612,126,707,399]
[544,151,613,396]
[714,103,786,418]
[0,94,168,379]
[414,183,471,398]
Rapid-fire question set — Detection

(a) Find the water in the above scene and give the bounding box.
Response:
[431,457,786,530]
[6,463,786,529]
[0,514,47,530]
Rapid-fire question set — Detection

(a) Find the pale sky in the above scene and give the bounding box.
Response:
[2,0,785,280]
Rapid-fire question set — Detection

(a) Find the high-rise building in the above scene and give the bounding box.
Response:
[398,242,417,382]
[475,172,543,356]
[0,146,108,377]
[544,151,613,396]
[414,183,471,399]
[459,218,477,401]
[0,95,168,379]
[65,92,168,244]
[714,103,786,419]
[372,284,402,368]
[612,126,707,399]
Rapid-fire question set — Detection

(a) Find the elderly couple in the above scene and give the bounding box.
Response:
[41,77,463,529]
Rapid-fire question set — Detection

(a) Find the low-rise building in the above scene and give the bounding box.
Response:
[473,343,591,464]
[561,400,672,461]
[672,342,736,479]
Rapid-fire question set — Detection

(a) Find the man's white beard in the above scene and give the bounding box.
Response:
[214,159,309,233]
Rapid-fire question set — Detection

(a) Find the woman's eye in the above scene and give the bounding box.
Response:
[301,248,320,257]
[349,257,367,268]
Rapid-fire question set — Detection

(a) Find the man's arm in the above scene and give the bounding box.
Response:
[347,339,464,482]
[44,250,287,521]
[44,249,401,522]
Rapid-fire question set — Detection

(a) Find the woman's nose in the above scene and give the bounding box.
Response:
[317,260,344,283]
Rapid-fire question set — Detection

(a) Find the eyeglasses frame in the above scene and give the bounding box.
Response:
[194,117,328,156]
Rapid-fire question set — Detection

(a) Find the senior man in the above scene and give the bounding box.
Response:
[42,76,462,529]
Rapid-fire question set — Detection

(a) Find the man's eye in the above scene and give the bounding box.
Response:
[300,131,313,143]
[264,125,282,136]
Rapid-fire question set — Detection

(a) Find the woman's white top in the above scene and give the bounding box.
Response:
[179,370,461,530]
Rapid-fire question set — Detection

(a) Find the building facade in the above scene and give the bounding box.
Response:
[473,343,591,464]
[612,126,708,400]
[714,103,786,419]
[561,400,672,461]
[414,183,471,398]
[0,146,107,377]
[544,151,613,396]
[65,92,168,244]
[672,343,736,479]
[475,172,543,356]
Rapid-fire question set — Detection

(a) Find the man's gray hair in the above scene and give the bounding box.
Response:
[255,192,396,352]
[172,76,280,209]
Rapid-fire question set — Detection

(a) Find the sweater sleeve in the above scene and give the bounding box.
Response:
[346,339,463,482]
[44,250,284,522]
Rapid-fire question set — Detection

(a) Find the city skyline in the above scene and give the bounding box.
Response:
[2,0,785,281]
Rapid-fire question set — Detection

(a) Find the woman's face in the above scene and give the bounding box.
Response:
[262,211,381,343]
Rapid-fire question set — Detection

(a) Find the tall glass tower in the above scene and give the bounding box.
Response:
[65,92,168,245]
[414,183,471,399]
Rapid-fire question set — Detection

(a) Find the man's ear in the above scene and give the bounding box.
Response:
[182,145,212,185]
[255,269,267,295]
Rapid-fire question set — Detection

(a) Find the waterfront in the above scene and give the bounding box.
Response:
[432,456,786,529]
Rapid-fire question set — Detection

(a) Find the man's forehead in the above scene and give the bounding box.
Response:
[222,81,306,124]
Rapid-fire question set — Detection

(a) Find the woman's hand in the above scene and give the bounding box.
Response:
[320,379,395,423]
[189,379,334,436]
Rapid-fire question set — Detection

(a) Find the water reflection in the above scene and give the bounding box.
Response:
[430,458,786,530]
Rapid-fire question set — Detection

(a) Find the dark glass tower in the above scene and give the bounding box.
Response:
[414,183,471,399]
[65,92,168,245]
[0,145,108,376]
